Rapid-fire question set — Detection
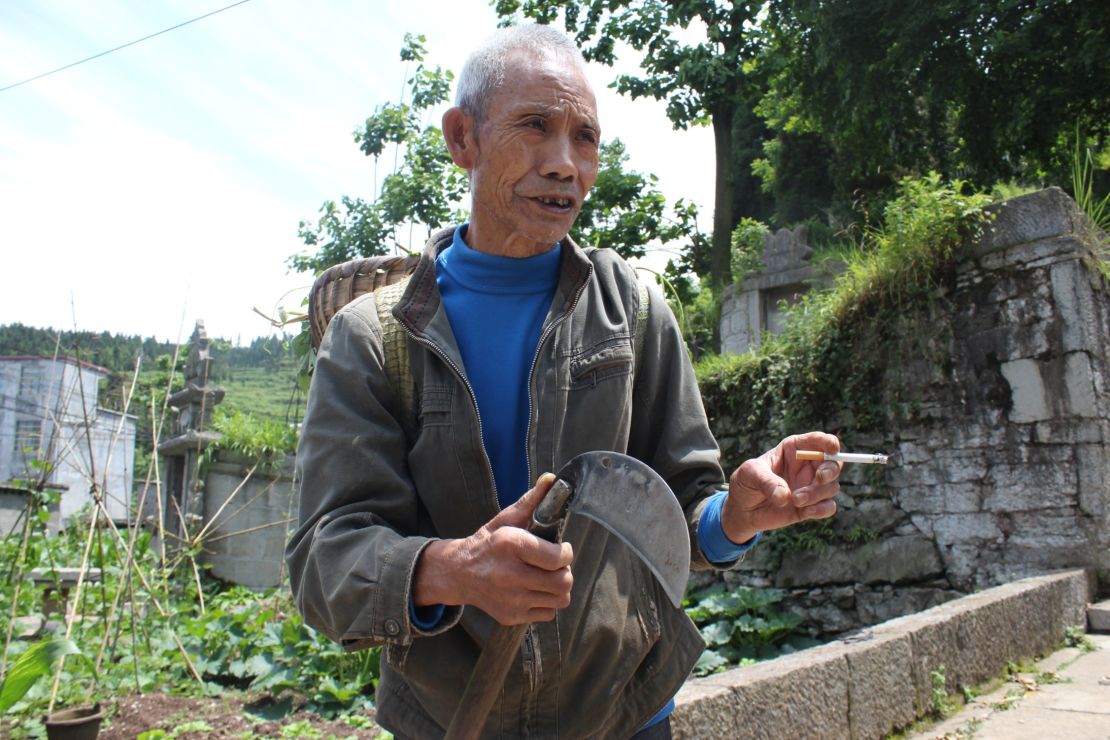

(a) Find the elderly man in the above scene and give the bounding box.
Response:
[287,24,841,739]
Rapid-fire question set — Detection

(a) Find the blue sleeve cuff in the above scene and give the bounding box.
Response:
[410,599,447,631]
[698,490,761,565]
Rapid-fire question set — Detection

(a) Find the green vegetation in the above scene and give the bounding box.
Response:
[0,508,376,737]
[696,174,992,456]
[930,665,955,718]
[730,217,770,284]
[1064,626,1097,653]
[684,582,817,676]
[208,408,298,467]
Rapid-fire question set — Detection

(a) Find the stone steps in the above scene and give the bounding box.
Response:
[1088,598,1110,633]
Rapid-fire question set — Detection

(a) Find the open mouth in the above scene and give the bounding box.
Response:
[535,196,573,211]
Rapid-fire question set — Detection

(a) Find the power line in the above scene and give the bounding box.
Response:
[0,0,254,94]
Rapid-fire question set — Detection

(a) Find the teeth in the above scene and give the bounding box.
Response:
[539,197,570,207]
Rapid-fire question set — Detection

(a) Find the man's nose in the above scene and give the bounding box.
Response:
[539,134,576,181]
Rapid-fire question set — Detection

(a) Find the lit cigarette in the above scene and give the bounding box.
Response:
[797,450,889,465]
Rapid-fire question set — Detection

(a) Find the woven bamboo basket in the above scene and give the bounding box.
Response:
[308,255,419,350]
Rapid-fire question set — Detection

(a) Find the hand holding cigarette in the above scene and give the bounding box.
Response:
[720,432,843,545]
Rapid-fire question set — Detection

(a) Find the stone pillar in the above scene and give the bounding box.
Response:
[156,321,224,542]
[719,226,838,354]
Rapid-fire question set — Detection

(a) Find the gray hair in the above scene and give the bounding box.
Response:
[455,24,587,122]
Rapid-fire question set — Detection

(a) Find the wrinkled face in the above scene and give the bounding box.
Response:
[465,51,600,256]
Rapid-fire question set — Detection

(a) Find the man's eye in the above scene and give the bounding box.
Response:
[525,118,545,130]
[579,130,598,144]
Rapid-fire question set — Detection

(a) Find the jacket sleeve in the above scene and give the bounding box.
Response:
[285,295,462,649]
[626,280,742,571]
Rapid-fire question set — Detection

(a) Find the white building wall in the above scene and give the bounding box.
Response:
[0,357,135,524]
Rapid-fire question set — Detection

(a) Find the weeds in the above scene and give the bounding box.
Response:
[1064,626,1096,653]
[930,665,955,718]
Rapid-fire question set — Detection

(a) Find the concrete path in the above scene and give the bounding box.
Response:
[906,632,1110,740]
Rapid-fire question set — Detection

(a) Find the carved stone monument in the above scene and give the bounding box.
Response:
[719,225,837,354]
[157,321,224,540]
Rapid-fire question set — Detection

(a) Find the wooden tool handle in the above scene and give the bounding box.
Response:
[444,622,529,740]
[443,479,574,739]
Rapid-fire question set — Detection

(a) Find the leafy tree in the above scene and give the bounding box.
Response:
[288,34,467,276]
[763,0,1110,198]
[495,0,773,290]
[573,139,704,258]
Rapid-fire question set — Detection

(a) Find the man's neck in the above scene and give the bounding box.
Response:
[463,220,560,258]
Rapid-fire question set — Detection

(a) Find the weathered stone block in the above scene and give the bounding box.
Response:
[842,631,916,739]
[973,188,1079,256]
[983,463,1075,511]
[776,536,942,588]
[1050,259,1101,354]
[1033,418,1104,444]
[1065,351,1098,417]
[833,499,906,536]
[931,513,1001,545]
[1087,599,1110,633]
[674,642,850,740]
[895,485,946,515]
[1076,443,1109,518]
[855,587,958,627]
[1000,358,1050,422]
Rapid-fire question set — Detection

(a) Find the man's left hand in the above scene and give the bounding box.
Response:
[721,432,842,545]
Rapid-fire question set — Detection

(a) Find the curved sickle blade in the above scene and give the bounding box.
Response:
[556,451,690,607]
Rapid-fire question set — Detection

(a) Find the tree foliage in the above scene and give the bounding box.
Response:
[574,139,704,258]
[762,0,1110,203]
[288,34,467,275]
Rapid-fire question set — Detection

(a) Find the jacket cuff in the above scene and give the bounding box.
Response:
[340,537,462,650]
[691,490,759,570]
[399,539,463,639]
[697,491,761,565]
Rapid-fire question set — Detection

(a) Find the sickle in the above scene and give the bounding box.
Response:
[444,451,691,739]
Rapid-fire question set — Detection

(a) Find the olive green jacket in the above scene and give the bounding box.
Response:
[286,227,733,738]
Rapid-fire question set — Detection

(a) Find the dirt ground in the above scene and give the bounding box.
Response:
[98,693,385,739]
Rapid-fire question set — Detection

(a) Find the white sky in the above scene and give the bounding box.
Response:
[0,0,715,345]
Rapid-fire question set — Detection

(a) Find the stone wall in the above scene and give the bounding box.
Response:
[703,188,1110,638]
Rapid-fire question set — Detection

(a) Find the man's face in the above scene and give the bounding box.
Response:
[465,51,600,256]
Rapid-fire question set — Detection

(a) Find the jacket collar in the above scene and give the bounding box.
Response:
[393,225,594,339]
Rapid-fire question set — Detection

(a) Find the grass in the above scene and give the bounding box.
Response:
[217,362,304,425]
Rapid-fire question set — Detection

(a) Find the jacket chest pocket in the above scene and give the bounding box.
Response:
[567,338,634,391]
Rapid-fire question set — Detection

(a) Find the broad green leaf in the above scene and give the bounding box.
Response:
[692,649,730,676]
[0,638,82,713]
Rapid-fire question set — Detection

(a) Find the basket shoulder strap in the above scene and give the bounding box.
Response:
[373,278,416,428]
[634,272,650,366]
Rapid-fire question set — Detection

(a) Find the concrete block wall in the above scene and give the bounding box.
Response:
[672,570,1091,739]
[201,454,296,589]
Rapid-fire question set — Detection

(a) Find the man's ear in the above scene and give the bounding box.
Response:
[442,107,478,170]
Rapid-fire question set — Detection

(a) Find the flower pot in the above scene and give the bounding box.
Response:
[43,703,105,740]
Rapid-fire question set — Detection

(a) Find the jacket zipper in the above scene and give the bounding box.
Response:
[520,262,593,706]
[524,263,593,486]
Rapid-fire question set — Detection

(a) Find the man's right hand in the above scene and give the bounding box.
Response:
[412,473,574,625]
